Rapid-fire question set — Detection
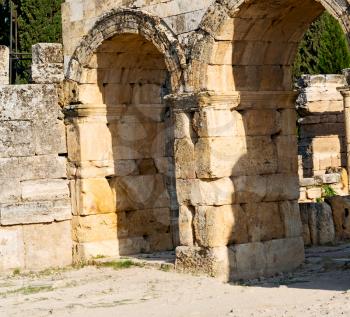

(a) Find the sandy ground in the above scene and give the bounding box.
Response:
[0,244,349,317]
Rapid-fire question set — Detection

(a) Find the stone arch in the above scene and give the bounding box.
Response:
[174,0,350,280]
[66,8,186,92]
[188,0,350,91]
[66,9,185,261]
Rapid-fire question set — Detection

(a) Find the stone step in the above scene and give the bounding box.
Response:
[91,251,176,271]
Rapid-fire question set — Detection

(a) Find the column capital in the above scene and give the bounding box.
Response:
[337,86,350,98]
[165,90,297,112]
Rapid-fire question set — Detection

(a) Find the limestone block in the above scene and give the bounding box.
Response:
[228,237,305,280]
[176,178,235,206]
[179,205,194,246]
[233,175,266,203]
[174,112,192,139]
[104,83,133,104]
[117,208,171,239]
[21,179,69,202]
[114,160,139,176]
[0,226,24,271]
[312,137,341,154]
[195,136,245,178]
[154,157,174,176]
[206,65,235,92]
[0,121,35,158]
[300,178,315,187]
[174,138,195,179]
[228,241,266,280]
[73,240,119,262]
[20,155,67,181]
[33,120,67,155]
[306,187,322,200]
[0,45,9,84]
[300,203,335,245]
[23,221,72,270]
[67,121,113,162]
[137,158,157,175]
[0,84,59,121]
[209,41,233,65]
[326,196,350,240]
[194,205,248,247]
[0,200,72,225]
[32,43,63,64]
[193,109,243,137]
[314,173,341,185]
[75,178,116,215]
[109,121,166,160]
[300,123,345,138]
[76,84,104,104]
[32,63,64,84]
[195,136,277,178]
[110,175,170,211]
[264,237,305,276]
[299,205,311,245]
[73,160,115,179]
[0,179,21,203]
[175,246,229,281]
[279,109,297,136]
[118,237,150,255]
[242,109,280,136]
[72,213,117,243]
[279,200,302,238]
[265,174,299,202]
[275,135,298,173]
[244,202,284,242]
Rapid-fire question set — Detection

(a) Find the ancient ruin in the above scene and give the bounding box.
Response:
[1,0,350,281]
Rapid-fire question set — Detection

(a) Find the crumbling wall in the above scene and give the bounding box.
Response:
[300,195,350,246]
[61,0,214,71]
[297,75,348,202]
[0,44,72,271]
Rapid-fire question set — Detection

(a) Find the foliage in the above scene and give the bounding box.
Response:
[0,0,63,83]
[322,184,337,198]
[0,0,10,46]
[293,12,350,78]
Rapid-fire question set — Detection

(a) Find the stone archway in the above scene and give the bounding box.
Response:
[65,9,186,262]
[174,0,350,280]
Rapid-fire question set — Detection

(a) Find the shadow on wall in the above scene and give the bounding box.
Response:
[200,0,343,283]
[95,33,179,256]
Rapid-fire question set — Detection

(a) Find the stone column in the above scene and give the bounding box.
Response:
[168,90,304,281]
[0,46,9,84]
[338,70,350,190]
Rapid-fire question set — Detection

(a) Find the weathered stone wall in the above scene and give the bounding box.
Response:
[297,75,348,202]
[300,196,350,246]
[0,44,72,271]
[0,46,9,84]
[61,0,213,72]
[67,33,177,260]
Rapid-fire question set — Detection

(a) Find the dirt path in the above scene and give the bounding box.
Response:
[0,244,349,317]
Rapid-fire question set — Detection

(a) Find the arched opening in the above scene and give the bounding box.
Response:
[67,11,185,261]
[176,0,350,280]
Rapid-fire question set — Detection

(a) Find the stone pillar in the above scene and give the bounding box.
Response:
[0,46,9,85]
[168,90,305,281]
[31,43,64,83]
[338,71,350,190]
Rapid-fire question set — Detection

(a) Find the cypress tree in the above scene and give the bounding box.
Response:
[293,12,350,78]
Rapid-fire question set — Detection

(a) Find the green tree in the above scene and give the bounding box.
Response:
[0,0,10,46]
[0,0,63,82]
[293,12,350,78]
[15,0,63,82]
